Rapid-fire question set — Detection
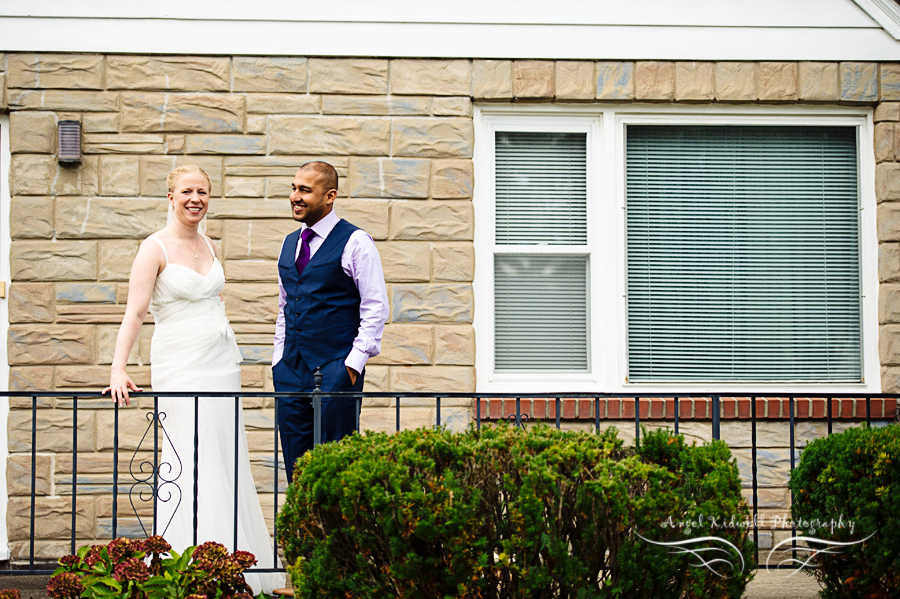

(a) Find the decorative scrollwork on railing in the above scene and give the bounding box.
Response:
[507,413,530,428]
[129,410,182,538]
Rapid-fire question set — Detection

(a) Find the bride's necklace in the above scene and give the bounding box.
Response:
[176,233,201,259]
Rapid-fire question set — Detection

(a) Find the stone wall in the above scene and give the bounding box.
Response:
[1,53,898,558]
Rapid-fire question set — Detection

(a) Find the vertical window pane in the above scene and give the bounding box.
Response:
[495,255,589,371]
[495,132,587,245]
[626,125,861,381]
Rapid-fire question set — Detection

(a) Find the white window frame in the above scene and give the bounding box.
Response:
[473,103,879,394]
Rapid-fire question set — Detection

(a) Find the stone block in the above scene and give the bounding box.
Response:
[241,365,265,388]
[514,61,554,99]
[55,303,132,324]
[269,116,390,155]
[759,62,798,101]
[7,454,52,496]
[97,325,139,365]
[8,53,103,89]
[10,197,53,239]
[184,135,266,155]
[223,284,279,324]
[11,241,97,281]
[99,240,139,281]
[222,219,298,260]
[432,243,474,282]
[473,60,512,99]
[875,123,895,163]
[880,324,900,365]
[334,199,390,240]
[8,90,119,112]
[225,155,349,178]
[83,113,120,133]
[881,365,900,392]
[83,133,166,154]
[10,154,54,195]
[432,97,472,117]
[240,346,274,364]
[234,56,308,92]
[8,283,52,323]
[392,284,474,323]
[247,115,267,134]
[166,134,185,153]
[9,111,56,153]
[9,366,54,392]
[56,198,166,238]
[376,242,431,282]
[361,365,389,393]
[840,62,878,103]
[224,176,266,198]
[245,94,320,114]
[322,95,430,116]
[392,118,474,159]
[81,156,100,196]
[880,202,900,242]
[7,497,93,541]
[308,58,387,94]
[431,160,473,199]
[57,283,117,304]
[94,408,164,451]
[56,366,144,388]
[8,406,95,453]
[99,156,141,195]
[122,93,244,133]
[876,102,900,122]
[349,158,430,199]
[881,284,900,323]
[596,62,634,100]
[674,62,714,101]
[360,406,435,433]
[391,59,470,96]
[207,199,284,218]
[635,62,675,101]
[732,448,799,488]
[555,61,594,100]
[715,63,758,101]
[390,201,474,241]
[880,242,900,282]
[434,325,475,365]
[389,366,475,393]
[108,55,229,91]
[143,155,223,197]
[876,163,900,203]
[369,324,433,365]
[880,63,900,101]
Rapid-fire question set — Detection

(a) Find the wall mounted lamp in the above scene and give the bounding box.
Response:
[57,120,82,164]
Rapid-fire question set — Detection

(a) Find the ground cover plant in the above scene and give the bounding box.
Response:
[278,423,753,598]
[789,423,900,599]
[45,536,267,599]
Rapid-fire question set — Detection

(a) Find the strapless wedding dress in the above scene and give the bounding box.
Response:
[147,235,284,594]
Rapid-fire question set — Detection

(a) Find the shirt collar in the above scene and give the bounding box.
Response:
[303,209,339,240]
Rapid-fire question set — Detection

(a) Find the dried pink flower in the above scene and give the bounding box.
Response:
[112,557,151,583]
[46,572,84,598]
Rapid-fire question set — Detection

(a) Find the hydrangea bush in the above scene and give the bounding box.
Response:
[46,536,267,599]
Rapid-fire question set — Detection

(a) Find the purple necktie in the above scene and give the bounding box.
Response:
[295,228,316,276]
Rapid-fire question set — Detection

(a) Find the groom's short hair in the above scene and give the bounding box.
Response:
[299,161,338,194]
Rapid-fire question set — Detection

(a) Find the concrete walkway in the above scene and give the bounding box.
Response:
[1,571,822,598]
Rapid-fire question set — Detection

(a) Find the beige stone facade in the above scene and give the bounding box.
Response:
[2,53,898,557]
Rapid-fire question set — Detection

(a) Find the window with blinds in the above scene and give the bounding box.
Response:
[494,131,590,371]
[626,125,861,382]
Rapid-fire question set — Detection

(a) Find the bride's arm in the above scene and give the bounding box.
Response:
[103,239,164,406]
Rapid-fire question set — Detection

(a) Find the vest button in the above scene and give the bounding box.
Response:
[295,297,300,301]
[295,313,300,317]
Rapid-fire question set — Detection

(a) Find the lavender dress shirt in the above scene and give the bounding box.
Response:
[272,210,389,374]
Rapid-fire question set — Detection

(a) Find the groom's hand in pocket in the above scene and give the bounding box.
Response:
[346,366,358,386]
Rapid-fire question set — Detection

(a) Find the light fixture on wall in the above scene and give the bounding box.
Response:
[57,120,82,164]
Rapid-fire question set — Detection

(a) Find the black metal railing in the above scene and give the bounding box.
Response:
[3,387,898,575]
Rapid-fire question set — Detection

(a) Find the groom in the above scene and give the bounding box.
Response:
[272,161,389,483]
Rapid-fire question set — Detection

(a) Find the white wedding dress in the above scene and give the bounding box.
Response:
[147,234,284,595]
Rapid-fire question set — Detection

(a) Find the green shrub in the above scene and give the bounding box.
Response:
[277,423,753,599]
[789,423,900,599]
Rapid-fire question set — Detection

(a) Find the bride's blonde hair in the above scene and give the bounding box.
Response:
[166,165,211,193]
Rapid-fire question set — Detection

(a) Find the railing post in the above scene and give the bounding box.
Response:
[711,395,720,440]
[234,397,240,552]
[313,367,323,447]
[112,401,119,539]
[193,397,199,547]
[152,396,159,536]
[71,396,77,555]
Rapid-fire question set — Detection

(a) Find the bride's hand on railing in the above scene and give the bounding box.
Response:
[103,366,143,407]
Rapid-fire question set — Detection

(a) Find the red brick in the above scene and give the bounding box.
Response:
[723,399,736,419]
[547,398,559,420]
[476,399,488,419]
[853,398,867,419]
[562,399,576,419]
[608,399,620,419]
[886,400,897,419]
[811,399,825,418]
[767,398,781,418]
[830,398,840,418]
[578,399,593,419]
[737,398,750,419]
[694,399,709,419]
[754,398,766,418]
[650,399,664,419]
[622,399,635,419]
[532,399,547,420]
[639,398,650,419]
[840,399,854,419]
[679,399,692,419]
[665,398,676,418]
[796,399,810,419]
[489,399,503,419]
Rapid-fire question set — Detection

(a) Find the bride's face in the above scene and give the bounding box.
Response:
[168,173,210,227]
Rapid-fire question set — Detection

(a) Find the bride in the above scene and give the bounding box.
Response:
[104,165,284,594]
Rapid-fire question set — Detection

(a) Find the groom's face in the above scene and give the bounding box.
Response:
[290,169,335,226]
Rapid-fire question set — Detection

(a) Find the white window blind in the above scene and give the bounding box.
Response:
[626,125,861,382]
[494,131,590,371]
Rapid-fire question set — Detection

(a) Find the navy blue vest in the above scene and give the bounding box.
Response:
[278,219,361,371]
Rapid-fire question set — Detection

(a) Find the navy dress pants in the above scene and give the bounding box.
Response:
[272,356,364,483]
